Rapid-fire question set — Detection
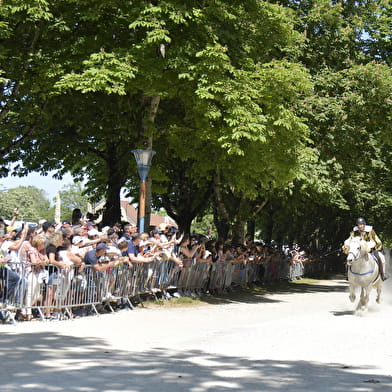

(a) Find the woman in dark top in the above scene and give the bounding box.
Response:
[44,231,67,319]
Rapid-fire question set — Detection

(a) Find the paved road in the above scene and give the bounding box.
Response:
[1,277,391,392]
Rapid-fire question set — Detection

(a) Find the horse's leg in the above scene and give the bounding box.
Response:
[357,287,365,311]
[376,281,382,304]
[360,287,371,311]
[349,282,356,303]
[356,287,363,310]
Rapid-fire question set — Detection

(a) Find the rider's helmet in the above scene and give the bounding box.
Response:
[356,217,366,225]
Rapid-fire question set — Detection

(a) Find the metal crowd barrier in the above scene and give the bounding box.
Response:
[0,256,331,322]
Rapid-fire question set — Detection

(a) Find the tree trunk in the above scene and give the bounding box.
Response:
[141,95,160,232]
[232,220,246,244]
[264,208,274,245]
[246,220,255,240]
[102,182,122,226]
[212,169,231,240]
[102,155,125,227]
[213,205,230,240]
[176,213,194,235]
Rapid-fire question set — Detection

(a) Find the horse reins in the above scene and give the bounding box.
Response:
[347,249,376,276]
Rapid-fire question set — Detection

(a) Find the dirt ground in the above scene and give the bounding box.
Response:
[1,276,391,392]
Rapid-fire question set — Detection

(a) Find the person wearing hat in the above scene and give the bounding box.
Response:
[71,236,87,259]
[1,208,20,234]
[127,234,155,263]
[150,228,162,246]
[158,223,170,242]
[42,221,57,247]
[344,217,387,281]
[43,221,56,233]
[61,221,72,230]
[83,242,117,272]
[87,228,101,238]
[82,242,118,306]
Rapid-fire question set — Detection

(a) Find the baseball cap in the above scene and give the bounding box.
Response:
[96,243,109,251]
[43,221,55,231]
[88,229,101,237]
[72,236,84,245]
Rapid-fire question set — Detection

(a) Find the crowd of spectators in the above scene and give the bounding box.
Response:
[0,208,311,323]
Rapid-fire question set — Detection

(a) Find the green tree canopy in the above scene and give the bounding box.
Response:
[1,0,391,247]
[0,185,51,222]
[57,182,91,222]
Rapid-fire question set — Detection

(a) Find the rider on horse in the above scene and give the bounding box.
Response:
[344,217,388,281]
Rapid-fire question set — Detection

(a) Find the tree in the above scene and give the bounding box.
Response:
[0,186,52,222]
[191,208,217,238]
[1,0,311,229]
[57,182,91,222]
[280,0,387,71]
[2,0,390,248]
[260,1,392,248]
[363,0,392,66]
[268,63,392,249]
[0,1,64,168]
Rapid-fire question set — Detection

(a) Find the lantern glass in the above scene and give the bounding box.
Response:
[132,149,156,168]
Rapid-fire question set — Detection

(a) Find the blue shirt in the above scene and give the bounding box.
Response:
[127,241,139,257]
[83,249,98,266]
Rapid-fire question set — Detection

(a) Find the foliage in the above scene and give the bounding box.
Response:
[281,0,388,71]
[57,182,91,222]
[363,0,392,66]
[0,0,391,247]
[266,63,392,248]
[0,185,52,222]
[191,210,217,238]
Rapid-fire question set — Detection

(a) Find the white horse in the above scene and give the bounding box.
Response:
[344,236,382,311]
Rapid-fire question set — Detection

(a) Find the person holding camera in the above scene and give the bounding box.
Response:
[127,234,155,263]
[83,243,118,272]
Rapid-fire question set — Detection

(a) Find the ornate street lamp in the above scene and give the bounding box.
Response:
[132,149,156,233]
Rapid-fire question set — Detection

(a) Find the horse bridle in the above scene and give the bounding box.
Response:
[346,248,360,265]
[347,242,375,276]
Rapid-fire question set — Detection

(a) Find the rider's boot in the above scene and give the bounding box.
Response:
[379,262,388,281]
[375,252,388,281]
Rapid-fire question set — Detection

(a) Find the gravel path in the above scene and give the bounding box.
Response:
[1,277,391,392]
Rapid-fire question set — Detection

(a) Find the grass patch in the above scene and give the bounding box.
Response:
[290,278,320,285]
[138,278,324,309]
[142,296,205,309]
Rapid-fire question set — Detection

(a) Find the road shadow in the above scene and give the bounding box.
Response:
[196,278,349,306]
[0,332,389,392]
[136,278,349,308]
[200,291,283,305]
[330,310,356,316]
[266,281,348,294]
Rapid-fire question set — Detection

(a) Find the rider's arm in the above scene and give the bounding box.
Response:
[370,230,383,251]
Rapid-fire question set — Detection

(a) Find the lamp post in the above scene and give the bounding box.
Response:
[132,149,156,233]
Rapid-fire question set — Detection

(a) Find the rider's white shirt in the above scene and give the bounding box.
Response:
[353,225,373,233]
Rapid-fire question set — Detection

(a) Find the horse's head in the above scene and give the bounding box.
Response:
[345,237,360,265]
[344,236,374,265]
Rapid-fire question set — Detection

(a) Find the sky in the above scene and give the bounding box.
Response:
[0,171,133,204]
[0,171,75,201]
